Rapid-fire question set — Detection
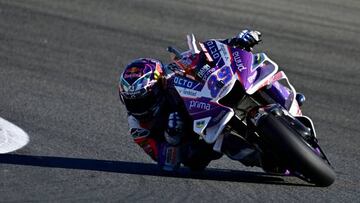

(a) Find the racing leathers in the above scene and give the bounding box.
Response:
[128,86,221,171]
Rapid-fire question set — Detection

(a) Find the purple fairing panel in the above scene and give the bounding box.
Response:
[229,48,254,90]
[202,40,278,95]
[229,49,295,111]
[252,62,276,86]
[265,81,294,110]
[230,50,278,95]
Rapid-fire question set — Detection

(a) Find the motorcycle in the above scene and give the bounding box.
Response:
[165,34,335,186]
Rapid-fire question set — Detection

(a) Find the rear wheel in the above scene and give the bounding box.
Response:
[256,111,335,186]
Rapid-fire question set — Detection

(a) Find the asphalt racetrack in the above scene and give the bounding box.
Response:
[1,0,359,202]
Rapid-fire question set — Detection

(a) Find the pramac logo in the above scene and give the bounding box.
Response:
[189,100,211,111]
[232,51,246,72]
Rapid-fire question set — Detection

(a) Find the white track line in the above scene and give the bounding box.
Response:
[0,117,29,154]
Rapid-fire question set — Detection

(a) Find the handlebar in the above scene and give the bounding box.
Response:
[167,46,182,60]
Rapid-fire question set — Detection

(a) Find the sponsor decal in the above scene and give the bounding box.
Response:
[197,64,211,79]
[174,77,194,88]
[195,120,206,129]
[205,41,220,60]
[218,43,230,62]
[197,64,217,81]
[181,88,198,97]
[189,100,211,111]
[127,67,140,73]
[124,84,146,98]
[124,67,142,79]
[173,76,201,90]
[232,51,246,72]
[203,67,216,80]
[247,72,258,84]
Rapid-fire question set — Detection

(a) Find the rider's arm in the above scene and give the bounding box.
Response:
[128,114,182,171]
[128,115,159,161]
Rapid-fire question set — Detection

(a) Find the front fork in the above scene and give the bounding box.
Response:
[247,104,314,141]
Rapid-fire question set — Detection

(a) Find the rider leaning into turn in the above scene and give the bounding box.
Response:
[118,30,262,171]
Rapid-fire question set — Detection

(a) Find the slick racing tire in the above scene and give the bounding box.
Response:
[257,113,336,187]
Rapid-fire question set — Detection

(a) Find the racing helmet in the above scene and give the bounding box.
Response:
[119,58,165,120]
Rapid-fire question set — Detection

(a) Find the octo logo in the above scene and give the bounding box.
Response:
[174,77,194,88]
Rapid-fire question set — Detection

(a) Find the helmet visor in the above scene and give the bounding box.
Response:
[122,89,161,116]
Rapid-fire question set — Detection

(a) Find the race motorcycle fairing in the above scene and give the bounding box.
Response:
[169,37,304,149]
[166,34,334,186]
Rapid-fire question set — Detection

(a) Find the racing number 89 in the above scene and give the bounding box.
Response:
[207,66,232,98]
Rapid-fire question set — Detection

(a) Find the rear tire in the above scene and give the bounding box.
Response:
[257,113,335,186]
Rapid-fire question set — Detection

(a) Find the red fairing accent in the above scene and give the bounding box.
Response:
[134,136,159,161]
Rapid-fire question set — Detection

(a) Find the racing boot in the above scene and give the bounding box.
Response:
[182,139,223,171]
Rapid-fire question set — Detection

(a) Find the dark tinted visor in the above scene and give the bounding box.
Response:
[123,90,160,114]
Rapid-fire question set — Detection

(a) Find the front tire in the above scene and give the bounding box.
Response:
[256,112,335,186]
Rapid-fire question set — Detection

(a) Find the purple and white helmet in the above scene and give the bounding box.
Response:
[119,58,165,120]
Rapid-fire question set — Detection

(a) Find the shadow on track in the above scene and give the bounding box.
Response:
[0,154,312,186]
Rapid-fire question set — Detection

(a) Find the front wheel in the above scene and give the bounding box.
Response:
[256,112,335,186]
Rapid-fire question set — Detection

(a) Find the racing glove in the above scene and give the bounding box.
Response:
[131,128,181,171]
[230,29,262,51]
[164,112,184,146]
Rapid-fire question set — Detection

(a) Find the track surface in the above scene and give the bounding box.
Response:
[1,0,359,202]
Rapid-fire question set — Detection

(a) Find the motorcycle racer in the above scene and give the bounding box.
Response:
[118,30,262,171]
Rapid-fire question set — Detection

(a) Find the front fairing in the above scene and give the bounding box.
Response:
[168,38,301,147]
[201,40,278,95]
